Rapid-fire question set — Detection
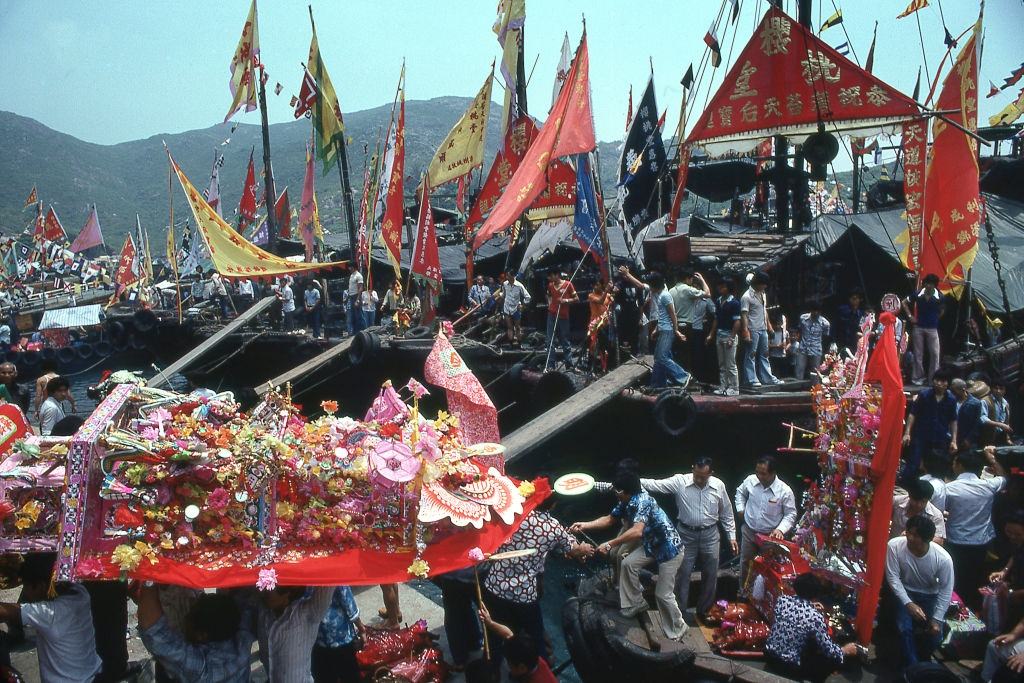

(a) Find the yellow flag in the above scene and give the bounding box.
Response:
[989,89,1024,126]
[426,72,493,189]
[168,153,347,279]
[224,0,260,122]
[308,27,346,172]
[165,221,176,268]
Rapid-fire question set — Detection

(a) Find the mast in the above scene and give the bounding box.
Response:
[257,64,279,253]
[307,6,358,261]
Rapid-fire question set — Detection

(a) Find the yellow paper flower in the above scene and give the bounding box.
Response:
[111,544,142,572]
[135,541,158,565]
[276,502,296,521]
[407,558,430,579]
[518,481,536,498]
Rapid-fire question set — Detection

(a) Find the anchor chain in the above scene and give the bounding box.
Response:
[984,208,1017,339]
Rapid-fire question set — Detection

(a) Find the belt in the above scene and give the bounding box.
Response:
[677,522,716,532]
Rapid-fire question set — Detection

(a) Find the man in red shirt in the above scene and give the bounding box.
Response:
[545,271,577,370]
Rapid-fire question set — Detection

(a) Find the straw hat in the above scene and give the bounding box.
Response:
[967,379,990,399]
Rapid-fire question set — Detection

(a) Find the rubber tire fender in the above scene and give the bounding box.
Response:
[56,347,76,365]
[653,388,697,438]
[93,341,114,357]
[561,598,614,683]
[74,344,96,360]
[405,325,432,340]
[601,628,695,680]
[349,330,381,366]
[133,309,158,333]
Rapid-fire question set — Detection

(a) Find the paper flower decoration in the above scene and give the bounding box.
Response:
[468,547,485,562]
[77,557,107,579]
[257,567,279,591]
[405,379,429,400]
[365,383,409,423]
[369,441,420,487]
[320,400,339,415]
[206,487,230,512]
[407,558,430,578]
[518,481,536,498]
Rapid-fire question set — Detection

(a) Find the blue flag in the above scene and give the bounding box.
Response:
[574,154,604,265]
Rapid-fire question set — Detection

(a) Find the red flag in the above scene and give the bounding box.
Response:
[625,85,633,132]
[238,150,258,232]
[32,204,45,242]
[668,147,692,233]
[411,182,442,287]
[42,207,67,243]
[70,204,104,253]
[704,23,722,67]
[424,330,500,449]
[854,312,906,645]
[293,68,319,119]
[114,234,139,293]
[472,34,594,249]
[917,17,982,290]
[22,187,37,208]
[455,175,466,214]
[299,144,317,261]
[380,91,406,273]
[466,116,539,232]
[274,188,291,240]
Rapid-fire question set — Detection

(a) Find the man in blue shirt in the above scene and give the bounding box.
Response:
[835,289,866,354]
[902,369,956,483]
[709,277,742,395]
[137,585,255,683]
[646,272,690,389]
[313,587,363,683]
[951,378,985,450]
[571,470,687,640]
[903,273,945,385]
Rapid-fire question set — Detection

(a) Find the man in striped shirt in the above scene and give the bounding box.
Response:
[257,586,334,683]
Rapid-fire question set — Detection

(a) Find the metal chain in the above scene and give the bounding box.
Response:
[984,211,1017,339]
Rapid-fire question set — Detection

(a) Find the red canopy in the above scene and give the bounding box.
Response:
[685,7,919,154]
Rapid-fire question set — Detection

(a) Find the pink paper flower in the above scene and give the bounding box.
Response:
[405,378,430,400]
[77,556,107,579]
[207,487,230,512]
[369,440,420,487]
[364,384,409,423]
[468,547,485,562]
[257,567,278,591]
[139,426,159,441]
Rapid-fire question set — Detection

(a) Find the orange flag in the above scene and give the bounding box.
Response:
[918,16,982,291]
[379,87,406,275]
[472,34,594,249]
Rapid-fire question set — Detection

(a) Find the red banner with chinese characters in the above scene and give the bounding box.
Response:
[411,182,442,287]
[526,158,576,220]
[466,117,538,234]
[381,93,406,274]
[685,7,918,149]
[472,34,594,249]
[899,119,928,271]
[238,151,258,232]
[918,19,982,291]
[114,235,138,291]
[43,207,67,243]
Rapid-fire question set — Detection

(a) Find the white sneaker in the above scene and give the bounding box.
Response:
[725,388,740,396]
[713,387,727,396]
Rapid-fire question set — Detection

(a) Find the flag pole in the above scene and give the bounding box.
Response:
[255,3,279,253]
[168,162,183,324]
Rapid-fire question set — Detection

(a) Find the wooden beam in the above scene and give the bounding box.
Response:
[503,359,651,465]
[256,335,355,395]
[147,295,276,388]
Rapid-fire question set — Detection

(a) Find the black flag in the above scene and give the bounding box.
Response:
[943,27,957,49]
[912,66,922,101]
[617,76,667,236]
[681,64,694,91]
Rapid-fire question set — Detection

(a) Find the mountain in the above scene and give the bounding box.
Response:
[0,103,624,249]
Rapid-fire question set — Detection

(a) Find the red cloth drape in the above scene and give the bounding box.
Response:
[854,312,906,644]
[81,480,551,589]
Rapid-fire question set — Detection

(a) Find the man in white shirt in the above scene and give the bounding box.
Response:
[885,516,954,667]
[920,449,948,512]
[740,271,781,387]
[237,278,255,311]
[277,277,296,332]
[639,457,737,619]
[0,553,102,682]
[891,478,946,544]
[257,586,334,683]
[669,269,711,371]
[360,288,379,329]
[735,455,797,587]
[945,446,1007,608]
[346,271,365,336]
[493,273,531,345]
[40,375,70,436]
[209,271,229,319]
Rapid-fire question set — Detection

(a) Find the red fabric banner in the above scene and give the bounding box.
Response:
[381,94,406,273]
[899,119,928,271]
[42,207,66,243]
[114,235,138,291]
[299,144,317,260]
[70,205,104,253]
[854,311,906,645]
[466,116,538,233]
[424,331,500,446]
[472,34,594,249]
[82,479,550,588]
[668,147,692,233]
[238,151,258,232]
[411,182,442,286]
[917,20,982,291]
[274,188,292,240]
[685,7,918,148]
[0,404,31,458]
[527,158,576,219]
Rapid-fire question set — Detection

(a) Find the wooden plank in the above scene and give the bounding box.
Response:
[147,295,276,388]
[255,335,355,395]
[503,359,650,464]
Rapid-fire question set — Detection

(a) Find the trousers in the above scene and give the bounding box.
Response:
[743,329,779,385]
[739,523,770,589]
[545,314,571,369]
[652,330,690,388]
[911,326,940,384]
[893,589,941,667]
[619,546,686,639]
[794,352,823,380]
[716,332,738,390]
[675,524,721,616]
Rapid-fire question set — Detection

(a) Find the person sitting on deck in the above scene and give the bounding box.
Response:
[951,377,985,450]
[39,375,71,436]
[885,515,954,668]
[572,470,687,640]
[764,573,858,682]
[891,478,946,544]
[983,613,1024,682]
[902,369,957,483]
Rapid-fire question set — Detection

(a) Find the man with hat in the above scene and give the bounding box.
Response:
[902,273,945,386]
[951,377,985,451]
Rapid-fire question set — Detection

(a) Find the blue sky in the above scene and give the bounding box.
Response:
[0,0,1020,147]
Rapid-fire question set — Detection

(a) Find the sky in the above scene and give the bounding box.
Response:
[0,0,1021,150]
